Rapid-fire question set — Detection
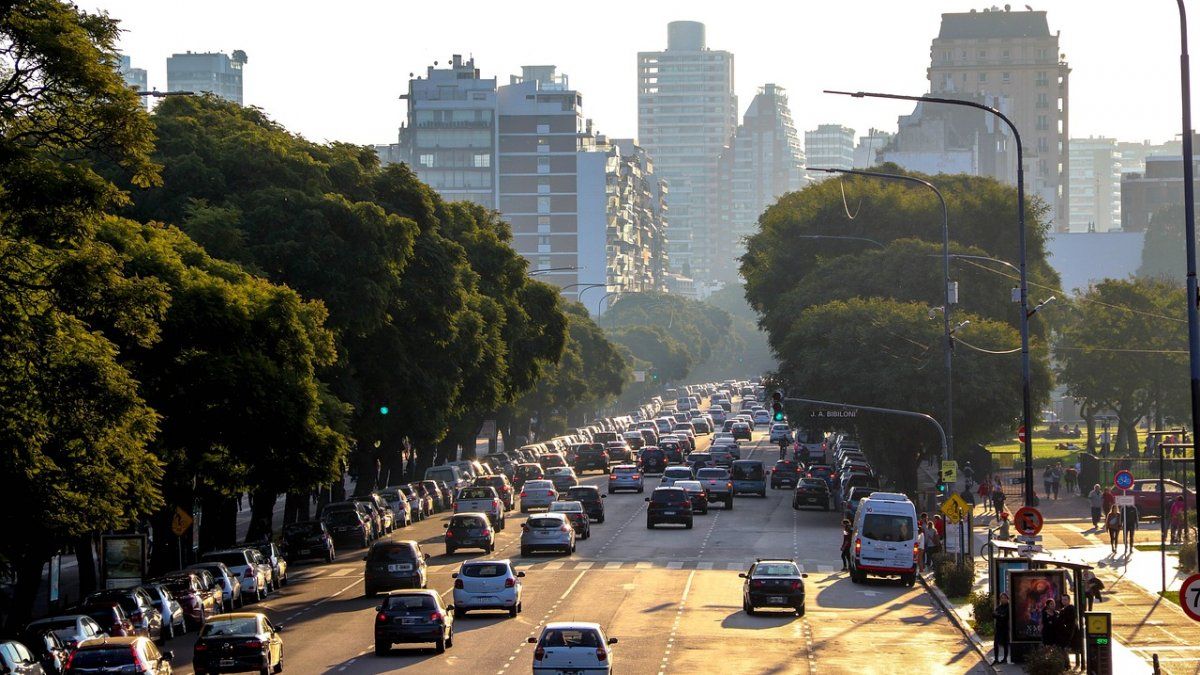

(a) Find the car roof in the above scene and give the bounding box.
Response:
[675,480,703,489]
[545,621,603,631]
[385,589,438,598]
[77,636,144,648]
[529,512,569,521]
[550,501,584,510]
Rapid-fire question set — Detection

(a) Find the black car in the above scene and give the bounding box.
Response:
[639,447,667,475]
[283,520,336,563]
[792,478,831,511]
[374,590,454,655]
[443,514,494,555]
[770,460,800,489]
[677,482,709,514]
[363,540,429,596]
[741,559,807,616]
[16,627,68,674]
[645,487,694,529]
[191,613,283,675]
[564,485,606,523]
[82,587,163,644]
[572,443,610,475]
[322,509,371,548]
[659,441,684,464]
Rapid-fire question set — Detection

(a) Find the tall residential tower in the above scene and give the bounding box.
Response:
[166,50,247,104]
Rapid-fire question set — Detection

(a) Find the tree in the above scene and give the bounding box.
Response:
[688,283,776,381]
[1137,203,1187,281]
[0,0,165,626]
[1055,278,1189,452]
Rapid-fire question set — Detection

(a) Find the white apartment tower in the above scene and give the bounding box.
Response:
[805,124,856,176]
[637,21,738,280]
[1068,137,1121,232]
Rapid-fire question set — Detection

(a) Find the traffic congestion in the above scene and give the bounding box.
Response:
[6,380,966,674]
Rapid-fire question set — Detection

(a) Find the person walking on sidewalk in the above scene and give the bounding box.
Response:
[1059,593,1081,669]
[977,477,992,514]
[1170,495,1187,544]
[840,519,853,571]
[1105,505,1122,554]
[1040,597,1061,655]
[1064,464,1078,495]
[1083,569,1104,610]
[992,481,1007,516]
[1123,503,1140,553]
[924,519,942,567]
[1043,466,1054,500]
[993,592,1012,665]
[1088,484,1104,529]
[1102,486,1115,514]
[1050,463,1062,500]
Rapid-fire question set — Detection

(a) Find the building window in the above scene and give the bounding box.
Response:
[978,50,987,58]
[1001,72,1011,84]
[537,256,551,270]
[472,153,490,168]
[1037,115,1049,131]
[1037,137,1049,152]
[537,157,550,174]
[978,72,987,83]
[538,235,551,247]
[537,196,551,214]
[942,50,951,62]
[419,154,434,167]
[537,216,551,227]
[1036,93,1049,109]
[1038,48,1048,60]
[1002,49,1010,59]
[1036,71,1049,86]
[537,124,550,134]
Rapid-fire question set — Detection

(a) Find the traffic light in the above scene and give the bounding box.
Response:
[379,405,390,416]
[935,481,947,495]
[771,390,784,422]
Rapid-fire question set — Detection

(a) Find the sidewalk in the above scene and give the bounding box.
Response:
[943,494,1200,674]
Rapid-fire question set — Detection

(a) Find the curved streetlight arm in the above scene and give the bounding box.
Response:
[560,282,606,293]
[577,284,608,304]
[796,234,886,249]
[529,266,581,277]
[784,397,948,462]
[596,290,619,314]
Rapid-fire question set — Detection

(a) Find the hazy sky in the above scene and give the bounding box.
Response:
[92,1,1190,149]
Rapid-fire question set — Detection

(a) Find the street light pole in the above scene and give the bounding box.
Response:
[827,89,1037,506]
[809,167,955,460]
[596,291,620,315]
[1176,0,1200,539]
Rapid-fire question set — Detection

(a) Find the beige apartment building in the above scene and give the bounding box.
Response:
[927,7,1070,226]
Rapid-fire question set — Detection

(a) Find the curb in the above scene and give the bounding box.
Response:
[918,573,999,674]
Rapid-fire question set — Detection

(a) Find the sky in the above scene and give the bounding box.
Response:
[91,0,1190,149]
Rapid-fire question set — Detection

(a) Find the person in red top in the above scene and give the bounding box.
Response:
[933,513,946,541]
[977,477,993,513]
[1101,487,1115,515]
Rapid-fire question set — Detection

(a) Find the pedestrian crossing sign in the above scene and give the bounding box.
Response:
[940,493,969,523]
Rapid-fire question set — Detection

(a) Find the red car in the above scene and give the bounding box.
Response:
[1129,478,1195,519]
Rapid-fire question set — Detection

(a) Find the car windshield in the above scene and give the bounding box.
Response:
[461,564,507,578]
[201,617,259,637]
[369,545,417,562]
[384,595,436,611]
[754,563,799,577]
[325,511,360,526]
[540,628,602,648]
[676,481,702,491]
[697,469,729,479]
[800,479,826,489]
[665,468,692,477]
[425,468,456,482]
[458,488,494,500]
[525,480,553,490]
[450,516,485,528]
[862,513,915,542]
[285,522,322,536]
[567,488,598,501]
[67,648,137,667]
[549,501,583,512]
[651,490,685,503]
[733,463,764,480]
[527,517,563,528]
[35,621,78,641]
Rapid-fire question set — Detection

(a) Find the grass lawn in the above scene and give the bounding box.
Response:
[1161,590,1180,605]
[986,427,1160,466]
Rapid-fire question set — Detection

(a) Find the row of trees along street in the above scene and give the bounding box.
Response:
[0,1,624,628]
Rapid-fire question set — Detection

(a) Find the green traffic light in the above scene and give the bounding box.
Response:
[379,406,389,415]
[773,411,785,422]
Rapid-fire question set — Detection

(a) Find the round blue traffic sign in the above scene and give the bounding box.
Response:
[1114,470,1134,490]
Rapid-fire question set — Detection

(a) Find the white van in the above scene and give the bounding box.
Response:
[424,464,469,490]
[849,492,918,586]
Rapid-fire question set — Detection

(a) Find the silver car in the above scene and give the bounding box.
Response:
[660,466,694,488]
[608,464,644,494]
[452,559,524,618]
[143,582,187,640]
[520,479,559,512]
[187,561,243,609]
[520,512,576,556]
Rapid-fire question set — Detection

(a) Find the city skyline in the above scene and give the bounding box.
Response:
[92,1,1193,152]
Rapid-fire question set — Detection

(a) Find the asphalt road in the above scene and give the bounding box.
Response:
[161,430,987,675]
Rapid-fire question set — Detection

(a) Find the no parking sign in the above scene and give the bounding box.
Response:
[1113,470,1134,490]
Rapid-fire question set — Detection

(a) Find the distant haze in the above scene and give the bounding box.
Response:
[93,1,1191,148]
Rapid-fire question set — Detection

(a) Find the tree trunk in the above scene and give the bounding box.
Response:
[74,534,98,599]
[198,494,237,552]
[354,442,379,496]
[5,554,47,631]
[1085,408,1097,453]
[283,492,309,525]
[245,489,277,543]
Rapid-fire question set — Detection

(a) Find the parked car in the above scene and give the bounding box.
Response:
[24,615,105,652]
[520,513,576,556]
[741,559,807,616]
[564,485,606,523]
[74,602,135,639]
[186,562,242,610]
[377,487,414,528]
[452,560,524,618]
[247,542,288,588]
[199,549,270,602]
[81,588,163,644]
[0,639,46,675]
[351,494,395,534]
[13,628,68,674]
[322,507,372,549]
[363,540,429,595]
[155,573,218,631]
[548,501,591,540]
[1130,478,1197,519]
[66,636,173,675]
[373,590,454,655]
[191,613,282,675]
[444,513,496,555]
[142,582,187,641]
[282,520,336,563]
[397,483,431,521]
[527,622,616,674]
[607,465,644,494]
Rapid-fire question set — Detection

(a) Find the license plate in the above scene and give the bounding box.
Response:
[401,617,417,625]
[388,563,412,572]
[299,549,310,554]
[663,511,676,515]
[476,596,496,603]
[769,596,786,603]
[537,530,553,535]
[219,659,235,667]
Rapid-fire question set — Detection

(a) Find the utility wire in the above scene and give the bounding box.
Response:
[955,337,1022,355]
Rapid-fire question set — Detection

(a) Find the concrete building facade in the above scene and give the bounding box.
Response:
[853,128,893,169]
[927,7,1070,227]
[118,55,148,109]
[166,50,247,105]
[718,84,806,280]
[1121,155,1200,232]
[637,21,738,280]
[876,96,1016,182]
[804,124,855,176]
[1068,137,1121,232]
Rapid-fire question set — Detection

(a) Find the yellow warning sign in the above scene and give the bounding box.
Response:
[171,507,193,536]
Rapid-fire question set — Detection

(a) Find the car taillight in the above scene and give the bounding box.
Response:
[195,642,209,651]
[913,541,920,559]
[377,612,388,623]
[430,611,443,623]
[597,647,608,661]
[245,639,264,649]
[445,530,454,538]
[549,491,557,497]
[631,474,639,479]
[505,577,516,588]
[454,579,464,589]
[855,538,862,555]
[560,525,571,533]
[610,474,617,480]
[534,646,546,661]
[520,491,527,498]
[130,644,150,670]
[481,529,491,536]
[492,499,501,509]
[726,482,733,489]
[791,581,801,591]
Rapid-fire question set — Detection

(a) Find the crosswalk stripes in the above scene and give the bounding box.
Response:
[604,561,623,570]
[542,561,564,570]
[329,567,357,577]
[696,562,714,570]
[666,562,684,570]
[574,561,593,570]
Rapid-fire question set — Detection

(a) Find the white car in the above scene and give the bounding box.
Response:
[520,479,559,512]
[752,410,772,426]
[452,559,524,618]
[660,466,694,488]
[529,621,617,674]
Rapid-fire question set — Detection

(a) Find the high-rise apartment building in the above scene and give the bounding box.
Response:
[118,55,148,109]
[1068,137,1121,232]
[876,97,1016,182]
[399,55,498,209]
[394,60,668,311]
[718,84,806,280]
[166,50,247,105]
[927,7,1070,226]
[637,21,737,280]
[853,128,893,169]
[804,124,855,176]
[1121,155,1200,232]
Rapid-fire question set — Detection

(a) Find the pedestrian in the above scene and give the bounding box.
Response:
[993,592,1012,664]
[924,519,942,567]
[1088,484,1104,529]
[840,519,853,571]
[993,481,1007,517]
[934,513,946,542]
[1083,569,1104,610]
[1059,593,1080,669]
[963,461,976,490]
[1170,495,1187,545]
[977,478,992,514]
[1043,466,1054,500]
[1105,505,1122,554]
[998,511,1011,541]
[236,492,243,511]
[1051,463,1062,500]
[1064,464,1078,495]
[1040,597,1060,653]
[917,523,927,573]
[1102,486,1115,514]
[1074,459,1083,493]
[1123,503,1140,553]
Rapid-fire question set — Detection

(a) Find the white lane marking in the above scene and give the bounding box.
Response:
[542,561,564,570]
[329,568,356,578]
[283,576,363,623]
[604,561,622,570]
[559,569,586,600]
[667,562,684,570]
[635,561,653,570]
[497,569,587,675]
[574,561,593,570]
[657,570,696,675]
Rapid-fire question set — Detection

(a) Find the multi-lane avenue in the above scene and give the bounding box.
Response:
[159,431,986,674]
